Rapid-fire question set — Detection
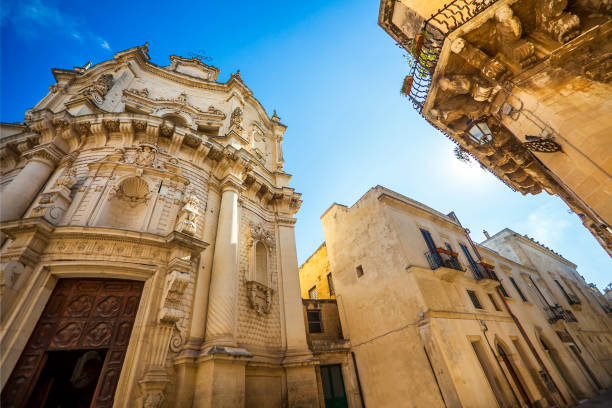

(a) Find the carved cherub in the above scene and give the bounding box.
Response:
[135,146,156,166]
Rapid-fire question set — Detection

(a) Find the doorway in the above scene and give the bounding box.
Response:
[497,344,532,407]
[320,364,348,408]
[540,336,584,400]
[2,278,143,408]
[471,340,511,407]
[26,349,108,407]
[568,344,602,390]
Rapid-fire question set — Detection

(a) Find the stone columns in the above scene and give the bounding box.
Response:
[188,183,221,342]
[0,150,59,222]
[204,177,241,346]
[277,219,311,355]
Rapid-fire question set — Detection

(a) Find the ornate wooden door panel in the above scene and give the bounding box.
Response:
[2,278,144,408]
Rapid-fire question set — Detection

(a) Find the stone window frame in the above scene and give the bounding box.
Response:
[307,310,323,333]
[308,286,317,300]
[467,289,484,310]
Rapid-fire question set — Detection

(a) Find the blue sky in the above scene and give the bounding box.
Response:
[2,0,610,290]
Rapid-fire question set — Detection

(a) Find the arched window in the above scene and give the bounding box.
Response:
[255,241,268,284]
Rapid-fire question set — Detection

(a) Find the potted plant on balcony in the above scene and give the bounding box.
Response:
[400,31,436,97]
[436,247,458,257]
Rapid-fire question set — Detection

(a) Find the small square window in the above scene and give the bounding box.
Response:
[307,310,322,333]
[356,265,364,278]
[488,294,501,311]
[467,290,483,309]
[308,286,317,299]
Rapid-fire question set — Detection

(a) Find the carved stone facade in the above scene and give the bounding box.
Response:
[0,44,319,407]
[378,0,612,256]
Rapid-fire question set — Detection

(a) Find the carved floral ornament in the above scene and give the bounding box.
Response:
[247,222,275,248]
[123,88,225,119]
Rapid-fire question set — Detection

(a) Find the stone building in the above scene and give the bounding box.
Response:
[300,185,612,407]
[377,0,612,256]
[0,44,321,407]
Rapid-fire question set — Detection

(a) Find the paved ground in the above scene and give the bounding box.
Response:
[575,388,612,408]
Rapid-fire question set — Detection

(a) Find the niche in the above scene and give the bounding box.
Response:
[96,176,151,231]
[255,241,268,284]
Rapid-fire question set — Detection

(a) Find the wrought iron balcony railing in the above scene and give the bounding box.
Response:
[545,304,578,323]
[403,0,500,112]
[563,309,578,322]
[565,293,581,305]
[424,250,462,271]
[470,262,498,281]
[545,305,566,323]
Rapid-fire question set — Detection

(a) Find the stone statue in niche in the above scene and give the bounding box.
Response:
[175,190,200,235]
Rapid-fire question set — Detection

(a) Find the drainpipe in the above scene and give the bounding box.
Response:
[455,218,568,406]
[495,286,568,406]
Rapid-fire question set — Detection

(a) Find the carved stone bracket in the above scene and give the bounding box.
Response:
[158,269,191,354]
[535,0,581,43]
[246,280,273,315]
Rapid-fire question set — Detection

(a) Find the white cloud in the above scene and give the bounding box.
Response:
[4,0,110,51]
[517,204,570,248]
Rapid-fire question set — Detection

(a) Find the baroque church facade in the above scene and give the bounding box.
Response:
[0,44,320,407]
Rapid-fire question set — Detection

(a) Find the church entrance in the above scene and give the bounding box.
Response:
[2,278,143,408]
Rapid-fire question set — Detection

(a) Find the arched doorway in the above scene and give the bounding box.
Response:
[539,336,584,400]
[1,278,143,408]
[497,343,532,407]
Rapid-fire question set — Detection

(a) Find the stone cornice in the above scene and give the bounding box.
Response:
[40,226,207,255]
[0,217,55,240]
[23,144,65,165]
[511,232,576,268]
[24,112,282,181]
[375,186,464,231]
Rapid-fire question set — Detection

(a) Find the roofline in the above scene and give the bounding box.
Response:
[49,44,282,131]
[482,228,576,268]
[299,242,327,271]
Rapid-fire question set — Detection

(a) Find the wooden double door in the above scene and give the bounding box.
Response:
[320,365,348,408]
[2,278,143,408]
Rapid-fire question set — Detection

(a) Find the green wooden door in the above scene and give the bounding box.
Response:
[321,364,348,408]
